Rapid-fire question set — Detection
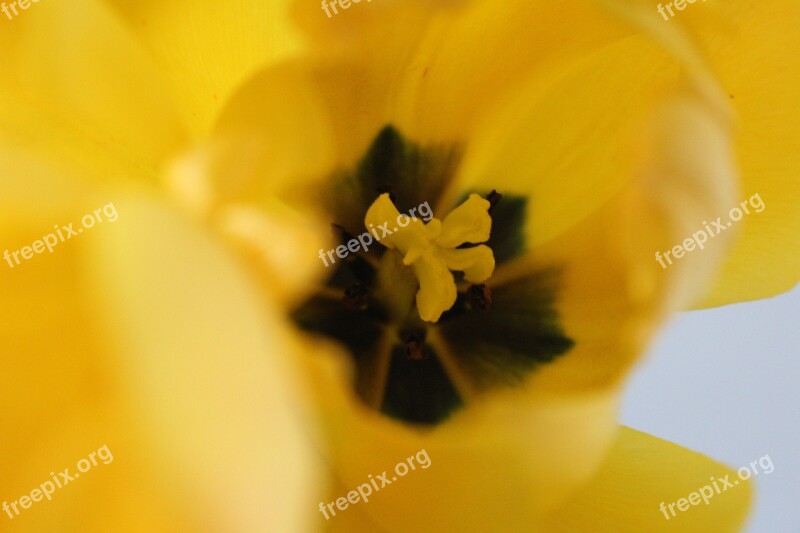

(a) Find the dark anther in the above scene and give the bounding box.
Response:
[332,223,355,243]
[466,284,492,312]
[343,282,371,311]
[403,331,429,361]
[486,190,502,215]
[376,185,397,204]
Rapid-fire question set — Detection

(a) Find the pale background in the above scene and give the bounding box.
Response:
[621,284,800,532]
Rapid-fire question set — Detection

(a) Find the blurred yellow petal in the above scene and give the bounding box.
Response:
[214,200,332,306]
[163,114,336,306]
[396,0,631,142]
[291,0,437,50]
[300,341,621,531]
[542,427,753,533]
[0,0,186,182]
[0,183,184,529]
[192,61,339,207]
[670,0,800,306]
[85,192,320,531]
[104,0,304,137]
[527,94,738,393]
[0,179,319,529]
[437,1,729,249]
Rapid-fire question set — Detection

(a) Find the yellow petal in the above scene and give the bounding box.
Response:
[247,0,440,172]
[517,94,737,393]
[0,185,186,529]
[541,427,753,532]
[393,0,631,143]
[291,0,438,50]
[214,200,333,306]
[300,342,621,531]
[0,179,319,529]
[104,0,303,137]
[668,1,800,306]
[85,192,320,531]
[317,482,386,532]
[0,0,186,181]
[202,61,339,207]
[0,182,118,528]
[440,8,728,249]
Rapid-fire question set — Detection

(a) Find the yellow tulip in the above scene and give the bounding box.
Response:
[1,0,797,531]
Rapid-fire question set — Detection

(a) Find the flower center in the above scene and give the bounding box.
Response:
[292,126,574,425]
[365,192,496,322]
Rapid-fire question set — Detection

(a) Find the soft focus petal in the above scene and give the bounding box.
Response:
[214,200,332,306]
[524,94,737,393]
[437,0,730,248]
[0,169,318,529]
[86,192,320,531]
[669,0,800,306]
[104,0,304,137]
[542,427,752,532]
[0,0,186,182]
[193,61,339,209]
[301,341,621,531]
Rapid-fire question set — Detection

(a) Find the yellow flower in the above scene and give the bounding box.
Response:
[0,1,797,532]
[210,0,795,530]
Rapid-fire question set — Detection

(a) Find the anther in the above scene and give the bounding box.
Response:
[332,223,355,243]
[376,185,397,204]
[486,190,502,215]
[343,282,371,311]
[403,331,428,361]
[466,284,492,312]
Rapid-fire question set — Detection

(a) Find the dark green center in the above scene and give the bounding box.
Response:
[292,126,573,425]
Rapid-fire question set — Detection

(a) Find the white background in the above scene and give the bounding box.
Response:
[621,285,800,532]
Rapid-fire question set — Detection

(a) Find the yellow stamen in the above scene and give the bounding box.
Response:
[365,193,496,322]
